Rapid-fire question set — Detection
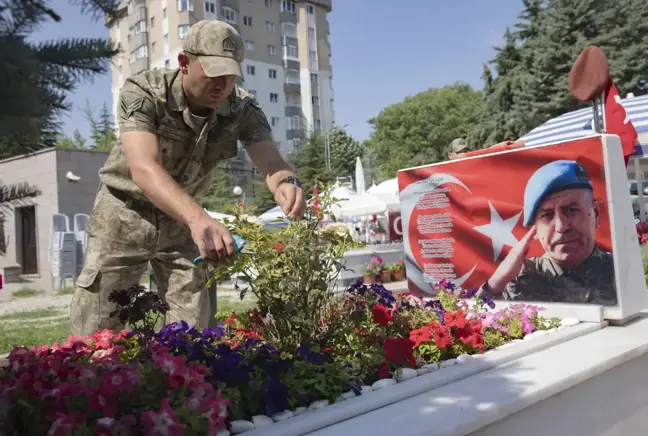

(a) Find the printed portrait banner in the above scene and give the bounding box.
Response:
[398,136,619,306]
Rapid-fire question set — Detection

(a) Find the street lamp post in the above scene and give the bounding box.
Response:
[324,123,348,172]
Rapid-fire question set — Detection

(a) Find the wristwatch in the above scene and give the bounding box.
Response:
[278,176,303,189]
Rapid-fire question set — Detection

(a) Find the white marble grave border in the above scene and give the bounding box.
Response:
[223,320,603,436]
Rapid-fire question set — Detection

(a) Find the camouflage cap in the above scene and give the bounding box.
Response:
[449,138,471,153]
[183,20,244,78]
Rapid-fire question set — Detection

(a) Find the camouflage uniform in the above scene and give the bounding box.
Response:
[70,20,273,336]
[481,247,617,306]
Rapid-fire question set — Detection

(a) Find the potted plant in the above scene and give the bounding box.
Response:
[380,265,392,283]
[391,258,406,281]
[363,256,383,283]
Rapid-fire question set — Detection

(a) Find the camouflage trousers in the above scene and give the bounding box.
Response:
[69,184,213,336]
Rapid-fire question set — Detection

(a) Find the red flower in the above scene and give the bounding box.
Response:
[273,242,285,252]
[223,312,238,325]
[372,304,393,327]
[378,361,390,379]
[409,325,432,348]
[91,329,115,350]
[431,324,453,349]
[383,338,415,366]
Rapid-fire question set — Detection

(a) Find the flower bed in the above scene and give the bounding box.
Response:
[0,191,568,435]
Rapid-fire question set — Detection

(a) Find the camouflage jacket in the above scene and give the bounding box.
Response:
[481,247,617,306]
[100,68,273,201]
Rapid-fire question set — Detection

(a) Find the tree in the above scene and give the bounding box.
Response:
[201,164,241,212]
[0,0,123,158]
[55,129,87,149]
[366,83,484,177]
[291,132,334,194]
[0,181,41,254]
[474,0,648,146]
[328,126,364,177]
[83,100,119,152]
[249,179,277,214]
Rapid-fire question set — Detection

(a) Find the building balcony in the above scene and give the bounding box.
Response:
[128,31,147,49]
[283,36,298,47]
[296,0,332,12]
[127,5,147,27]
[283,59,300,70]
[280,11,297,24]
[130,57,149,75]
[285,106,302,117]
[284,82,301,94]
[287,129,305,140]
[220,0,239,11]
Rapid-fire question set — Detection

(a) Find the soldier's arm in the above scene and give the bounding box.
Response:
[117,79,209,226]
[239,101,296,194]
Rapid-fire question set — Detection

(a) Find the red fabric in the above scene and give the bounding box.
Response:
[604,78,638,167]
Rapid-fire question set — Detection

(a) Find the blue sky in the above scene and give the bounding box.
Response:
[31,0,523,142]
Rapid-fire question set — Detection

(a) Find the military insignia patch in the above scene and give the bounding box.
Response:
[120,97,145,118]
[222,37,236,53]
[575,162,589,180]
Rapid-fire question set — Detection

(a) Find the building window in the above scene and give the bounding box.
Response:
[249,90,257,97]
[285,69,299,84]
[267,45,276,56]
[266,21,275,32]
[177,0,193,12]
[270,93,278,103]
[245,40,255,51]
[205,1,215,13]
[288,116,300,130]
[308,27,315,40]
[164,33,169,47]
[165,59,170,68]
[314,119,321,130]
[281,0,295,13]
[246,65,256,75]
[307,4,314,14]
[127,0,133,14]
[284,45,298,59]
[178,24,190,40]
[268,69,277,79]
[128,20,146,39]
[163,7,167,17]
[312,96,319,105]
[265,0,272,6]
[310,73,318,84]
[281,22,297,38]
[271,117,280,127]
[221,6,236,23]
[150,16,155,27]
[130,45,148,62]
[243,16,252,26]
[151,41,156,53]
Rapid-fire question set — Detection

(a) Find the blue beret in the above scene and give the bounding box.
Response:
[523,160,592,226]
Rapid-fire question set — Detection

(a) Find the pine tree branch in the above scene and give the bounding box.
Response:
[0,181,41,204]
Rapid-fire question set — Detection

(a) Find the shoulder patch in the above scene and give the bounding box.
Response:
[121,97,145,118]
[253,109,271,132]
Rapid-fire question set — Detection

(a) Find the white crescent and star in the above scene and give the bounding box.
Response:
[400,172,522,290]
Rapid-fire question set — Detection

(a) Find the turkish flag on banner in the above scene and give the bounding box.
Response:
[398,137,612,295]
[388,211,403,241]
[604,79,638,166]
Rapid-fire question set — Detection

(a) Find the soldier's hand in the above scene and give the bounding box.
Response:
[275,183,305,220]
[189,215,236,264]
[486,226,537,293]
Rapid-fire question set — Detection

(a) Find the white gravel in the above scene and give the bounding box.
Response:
[0,294,73,316]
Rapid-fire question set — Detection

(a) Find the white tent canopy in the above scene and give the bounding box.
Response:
[367,178,398,196]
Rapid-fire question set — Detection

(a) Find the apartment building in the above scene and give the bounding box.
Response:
[108,0,335,159]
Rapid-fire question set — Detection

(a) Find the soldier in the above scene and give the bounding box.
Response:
[479,160,617,306]
[70,20,306,336]
[448,138,471,160]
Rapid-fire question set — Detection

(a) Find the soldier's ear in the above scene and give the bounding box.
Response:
[593,200,600,227]
[178,52,190,74]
